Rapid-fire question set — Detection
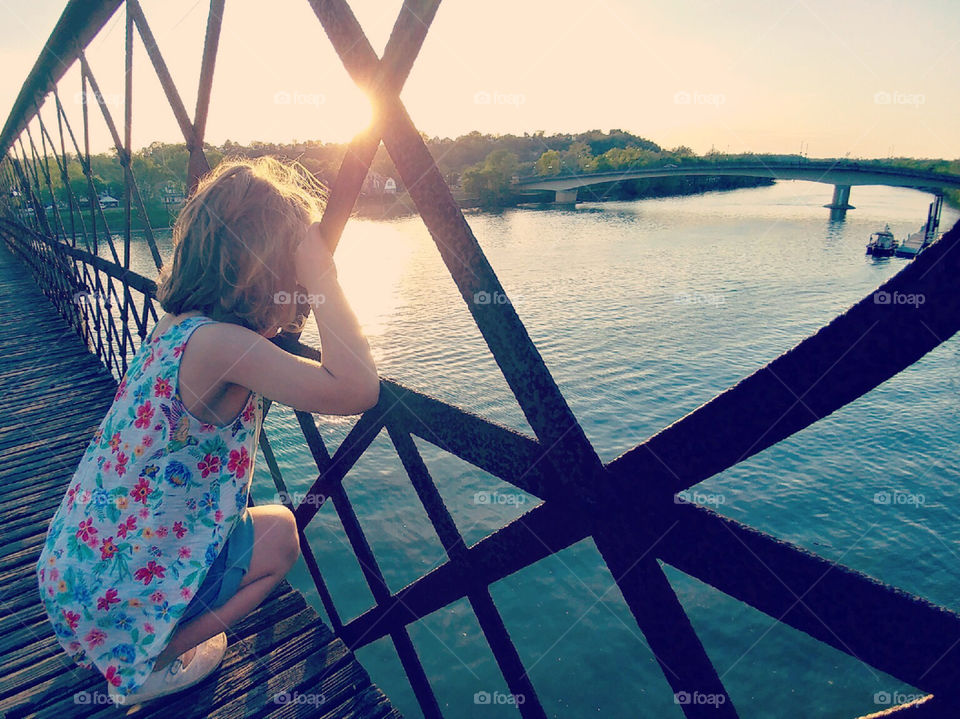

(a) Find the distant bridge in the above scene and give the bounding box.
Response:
[514,160,960,216]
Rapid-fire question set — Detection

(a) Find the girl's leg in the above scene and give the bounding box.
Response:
[152,504,300,670]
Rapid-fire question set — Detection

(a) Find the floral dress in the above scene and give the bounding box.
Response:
[35,314,263,697]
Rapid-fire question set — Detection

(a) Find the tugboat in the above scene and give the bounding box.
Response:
[866,225,897,257]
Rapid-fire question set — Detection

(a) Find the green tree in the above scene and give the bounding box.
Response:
[462,149,519,206]
[535,150,562,175]
[668,145,696,160]
[562,141,594,173]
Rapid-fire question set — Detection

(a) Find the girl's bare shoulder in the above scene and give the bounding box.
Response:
[190,319,262,349]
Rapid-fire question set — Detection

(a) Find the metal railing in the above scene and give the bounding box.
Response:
[2,2,960,717]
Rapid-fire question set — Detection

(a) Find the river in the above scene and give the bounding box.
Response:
[96,180,960,718]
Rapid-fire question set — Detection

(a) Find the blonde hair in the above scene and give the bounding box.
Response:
[156,156,327,335]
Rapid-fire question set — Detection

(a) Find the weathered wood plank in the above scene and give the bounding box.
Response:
[1,586,306,715]
[0,240,402,719]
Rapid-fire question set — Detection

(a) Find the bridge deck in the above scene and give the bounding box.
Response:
[0,242,402,719]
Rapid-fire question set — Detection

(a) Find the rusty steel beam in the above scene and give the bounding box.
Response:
[77,50,163,271]
[335,500,587,649]
[373,380,556,492]
[330,473,960,704]
[125,0,198,149]
[192,0,225,147]
[386,419,549,719]
[309,0,605,506]
[605,215,960,501]
[124,5,133,272]
[273,0,441,514]
[595,517,739,719]
[659,501,960,701]
[314,0,441,254]
[185,0,225,188]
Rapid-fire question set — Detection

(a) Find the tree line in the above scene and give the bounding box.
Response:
[10,130,960,223]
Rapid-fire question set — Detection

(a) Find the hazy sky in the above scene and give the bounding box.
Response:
[1,0,958,159]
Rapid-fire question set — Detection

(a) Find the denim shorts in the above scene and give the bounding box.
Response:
[177,509,255,624]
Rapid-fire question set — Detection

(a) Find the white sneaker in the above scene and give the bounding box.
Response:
[108,632,228,705]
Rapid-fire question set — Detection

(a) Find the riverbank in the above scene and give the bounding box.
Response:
[55,176,960,231]
[351,175,775,220]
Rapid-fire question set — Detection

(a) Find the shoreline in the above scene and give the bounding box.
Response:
[114,181,960,234]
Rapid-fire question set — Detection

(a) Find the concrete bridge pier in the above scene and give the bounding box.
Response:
[554,189,579,204]
[824,184,855,219]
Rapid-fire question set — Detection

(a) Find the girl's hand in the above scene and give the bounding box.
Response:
[295,222,336,288]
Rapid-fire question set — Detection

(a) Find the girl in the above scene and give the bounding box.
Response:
[35,157,380,705]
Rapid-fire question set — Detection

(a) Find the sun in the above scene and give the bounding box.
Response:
[348,90,376,139]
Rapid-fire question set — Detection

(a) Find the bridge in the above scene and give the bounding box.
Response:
[515,161,960,218]
[2,1,960,718]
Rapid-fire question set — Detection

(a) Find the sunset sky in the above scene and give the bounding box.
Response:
[1,0,957,159]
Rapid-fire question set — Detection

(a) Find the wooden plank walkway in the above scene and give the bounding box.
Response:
[894,228,931,258]
[0,241,403,719]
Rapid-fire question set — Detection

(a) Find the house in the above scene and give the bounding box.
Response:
[98,194,119,209]
[360,172,399,195]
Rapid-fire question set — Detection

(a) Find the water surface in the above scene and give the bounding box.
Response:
[100,181,960,718]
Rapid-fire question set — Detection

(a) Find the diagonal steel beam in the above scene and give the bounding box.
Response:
[126,0,198,150]
[336,499,588,650]
[186,0,226,188]
[77,50,163,270]
[278,0,440,344]
[193,0,226,145]
[332,470,960,704]
[595,518,739,718]
[308,0,604,500]
[314,0,441,253]
[659,501,960,700]
[604,215,960,501]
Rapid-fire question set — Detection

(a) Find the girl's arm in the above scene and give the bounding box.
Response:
[212,226,380,415]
